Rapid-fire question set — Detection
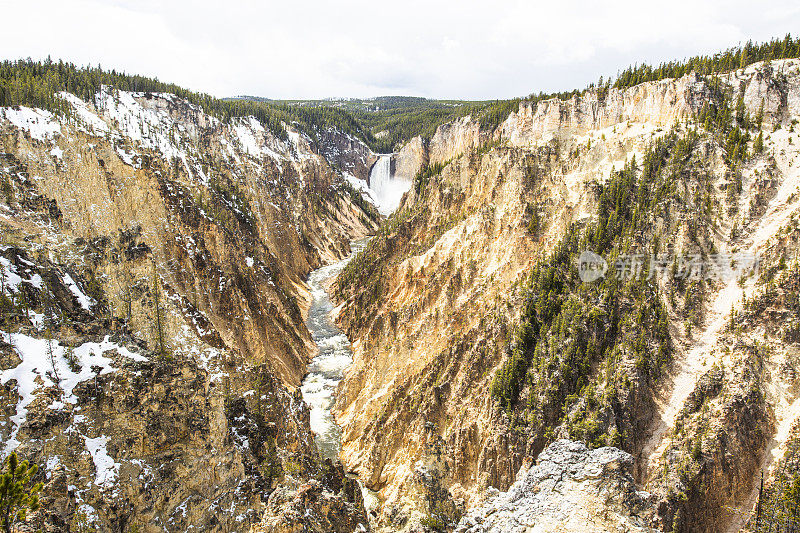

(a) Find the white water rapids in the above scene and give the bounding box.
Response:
[300,239,368,459]
[300,158,409,510]
[300,155,408,454]
[300,238,381,515]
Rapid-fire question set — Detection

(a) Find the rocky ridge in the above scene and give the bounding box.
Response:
[333,59,800,532]
[0,87,377,531]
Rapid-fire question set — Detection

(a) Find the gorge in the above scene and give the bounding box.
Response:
[1,39,800,533]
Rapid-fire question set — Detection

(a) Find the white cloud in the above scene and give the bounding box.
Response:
[2,0,799,99]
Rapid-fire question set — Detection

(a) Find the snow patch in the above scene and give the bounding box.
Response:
[84,435,120,488]
[0,332,147,455]
[343,172,379,206]
[0,256,42,293]
[62,273,94,311]
[1,107,61,141]
[58,92,109,135]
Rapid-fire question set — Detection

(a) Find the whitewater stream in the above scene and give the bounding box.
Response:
[300,239,369,460]
[300,238,382,516]
[302,155,409,456]
[300,159,411,514]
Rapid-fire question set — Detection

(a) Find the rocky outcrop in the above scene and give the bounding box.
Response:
[389,115,492,183]
[427,117,490,166]
[499,73,709,147]
[316,128,378,182]
[389,71,711,183]
[720,60,800,124]
[456,440,655,533]
[254,460,367,532]
[391,136,426,181]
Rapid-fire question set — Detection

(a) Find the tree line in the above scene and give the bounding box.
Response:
[611,34,800,91]
[0,58,375,146]
[2,34,798,156]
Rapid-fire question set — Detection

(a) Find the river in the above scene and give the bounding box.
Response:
[300,238,369,460]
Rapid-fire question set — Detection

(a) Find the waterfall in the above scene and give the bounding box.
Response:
[368,154,411,216]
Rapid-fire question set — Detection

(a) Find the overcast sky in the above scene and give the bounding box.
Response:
[3,0,800,100]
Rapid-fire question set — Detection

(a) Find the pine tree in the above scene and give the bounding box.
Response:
[754,131,765,154]
[0,263,6,301]
[69,510,96,533]
[42,290,60,384]
[151,262,167,358]
[736,94,747,126]
[115,267,135,329]
[0,453,43,533]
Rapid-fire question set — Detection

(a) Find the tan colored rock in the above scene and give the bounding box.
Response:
[0,88,377,532]
[334,59,800,532]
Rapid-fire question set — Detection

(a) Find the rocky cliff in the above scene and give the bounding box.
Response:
[0,88,377,531]
[333,59,800,531]
[316,127,379,182]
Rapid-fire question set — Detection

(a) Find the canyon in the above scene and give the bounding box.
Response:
[0,56,799,533]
